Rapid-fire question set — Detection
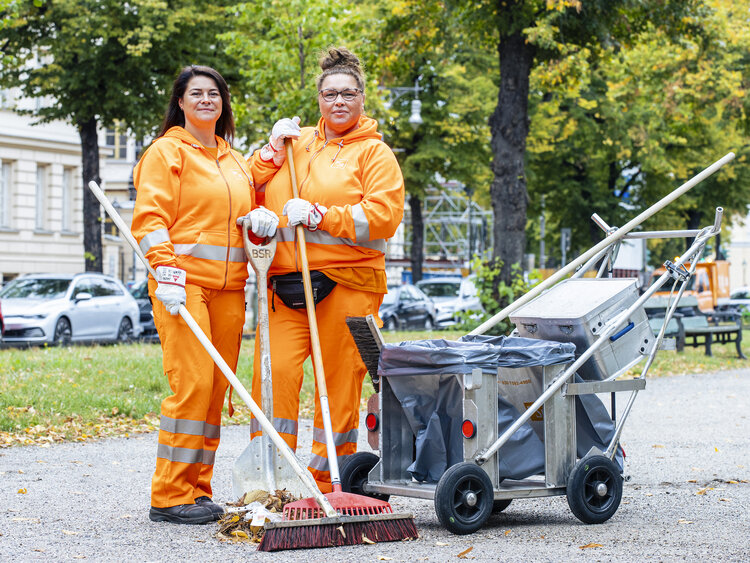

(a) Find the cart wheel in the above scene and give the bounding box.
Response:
[492,499,512,513]
[434,462,493,535]
[339,452,389,502]
[566,455,622,524]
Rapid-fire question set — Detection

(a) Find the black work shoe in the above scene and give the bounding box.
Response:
[149,503,214,525]
[195,496,225,520]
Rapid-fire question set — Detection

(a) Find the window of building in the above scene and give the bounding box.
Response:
[105,128,129,160]
[35,165,48,230]
[61,167,74,232]
[0,161,11,228]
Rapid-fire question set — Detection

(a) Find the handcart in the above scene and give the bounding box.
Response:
[343,153,735,534]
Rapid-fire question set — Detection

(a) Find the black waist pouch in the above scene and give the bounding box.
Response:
[270,271,337,310]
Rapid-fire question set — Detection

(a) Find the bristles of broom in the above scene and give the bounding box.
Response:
[257,513,418,552]
[345,315,384,391]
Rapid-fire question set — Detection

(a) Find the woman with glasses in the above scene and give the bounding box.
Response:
[249,47,405,493]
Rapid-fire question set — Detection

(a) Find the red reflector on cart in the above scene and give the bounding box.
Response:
[461,419,476,439]
[365,413,379,431]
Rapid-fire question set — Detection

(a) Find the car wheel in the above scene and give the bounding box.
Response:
[53,317,72,346]
[117,317,133,343]
[424,316,434,330]
[383,317,397,331]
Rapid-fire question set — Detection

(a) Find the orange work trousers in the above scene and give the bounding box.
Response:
[251,282,382,493]
[150,279,245,508]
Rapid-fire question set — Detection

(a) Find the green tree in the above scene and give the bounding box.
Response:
[0,0,235,271]
[446,0,698,284]
[525,0,750,267]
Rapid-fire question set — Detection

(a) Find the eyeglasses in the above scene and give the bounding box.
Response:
[318,88,362,102]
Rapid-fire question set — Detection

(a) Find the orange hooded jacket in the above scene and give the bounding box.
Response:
[251,115,404,290]
[132,127,256,291]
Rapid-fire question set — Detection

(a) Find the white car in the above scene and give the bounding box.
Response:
[416,276,483,329]
[0,273,143,345]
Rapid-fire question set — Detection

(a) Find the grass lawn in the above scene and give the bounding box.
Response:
[1,329,747,447]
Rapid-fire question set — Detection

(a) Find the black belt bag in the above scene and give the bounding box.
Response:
[269,271,337,311]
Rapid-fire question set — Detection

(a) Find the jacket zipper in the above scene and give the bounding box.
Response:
[194,143,232,290]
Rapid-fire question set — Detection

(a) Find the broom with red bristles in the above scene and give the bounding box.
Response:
[256,141,418,551]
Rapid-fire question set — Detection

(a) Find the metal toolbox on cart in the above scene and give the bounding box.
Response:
[510,278,653,380]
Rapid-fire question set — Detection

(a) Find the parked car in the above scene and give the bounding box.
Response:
[129,278,159,340]
[379,284,436,331]
[0,297,4,342]
[0,273,142,345]
[416,276,483,329]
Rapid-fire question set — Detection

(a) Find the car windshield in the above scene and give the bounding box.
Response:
[418,282,460,298]
[382,289,399,305]
[130,281,148,299]
[0,278,71,299]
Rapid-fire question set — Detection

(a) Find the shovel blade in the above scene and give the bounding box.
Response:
[232,434,310,500]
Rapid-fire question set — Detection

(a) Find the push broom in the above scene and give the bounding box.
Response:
[255,141,418,551]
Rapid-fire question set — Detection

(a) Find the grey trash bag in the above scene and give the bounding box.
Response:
[575,374,625,470]
[497,396,545,480]
[377,335,576,377]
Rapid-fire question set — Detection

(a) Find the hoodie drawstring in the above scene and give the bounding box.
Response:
[331,140,344,163]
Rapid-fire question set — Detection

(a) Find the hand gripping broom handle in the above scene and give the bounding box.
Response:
[285,140,343,489]
[469,151,736,336]
[87,181,337,517]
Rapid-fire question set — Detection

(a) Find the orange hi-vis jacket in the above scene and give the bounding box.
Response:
[251,115,404,286]
[132,127,256,290]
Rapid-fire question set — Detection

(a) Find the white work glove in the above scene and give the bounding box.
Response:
[236,206,279,238]
[154,266,186,316]
[283,198,327,231]
[259,116,301,166]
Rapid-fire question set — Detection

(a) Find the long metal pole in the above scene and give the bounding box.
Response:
[469,152,735,336]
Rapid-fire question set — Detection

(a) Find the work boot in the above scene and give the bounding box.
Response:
[149,503,214,525]
[195,496,225,520]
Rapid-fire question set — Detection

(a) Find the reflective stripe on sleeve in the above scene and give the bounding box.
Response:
[276,226,386,253]
[139,228,171,254]
[351,203,370,242]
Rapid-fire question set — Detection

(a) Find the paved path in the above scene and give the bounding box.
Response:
[2,370,749,561]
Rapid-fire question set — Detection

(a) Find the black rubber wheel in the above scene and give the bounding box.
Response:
[434,462,493,535]
[383,317,397,331]
[53,317,72,346]
[566,455,623,524]
[492,499,512,513]
[339,452,389,502]
[117,317,133,343]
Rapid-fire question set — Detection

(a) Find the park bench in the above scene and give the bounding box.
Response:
[644,294,745,358]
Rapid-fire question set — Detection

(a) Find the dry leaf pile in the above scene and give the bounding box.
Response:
[216,489,299,543]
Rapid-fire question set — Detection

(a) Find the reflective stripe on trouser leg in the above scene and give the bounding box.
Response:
[150,281,244,507]
[250,299,311,452]
[307,284,383,493]
[194,287,245,499]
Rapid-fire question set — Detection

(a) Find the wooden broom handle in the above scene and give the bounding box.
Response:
[286,139,329,399]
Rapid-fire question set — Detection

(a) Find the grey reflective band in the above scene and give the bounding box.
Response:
[351,203,370,242]
[159,416,221,439]
[156,443,216,466]
[173,243,247,263]
[250,416,298,436]
[312,427,358,446]
[308,453,329,472]
[276,227,386,253]
[139,228,171,254]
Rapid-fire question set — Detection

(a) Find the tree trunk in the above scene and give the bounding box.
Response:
[77,117,102,272]
[685,208,703,253]
[489,31,534,285]
[409,193,424,283]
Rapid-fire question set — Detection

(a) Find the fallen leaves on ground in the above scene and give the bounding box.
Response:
[579,543,603,549]
[457,546,473,558]
[216,489,299,544]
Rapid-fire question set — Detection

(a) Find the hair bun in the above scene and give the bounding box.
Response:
[320,47,361,72]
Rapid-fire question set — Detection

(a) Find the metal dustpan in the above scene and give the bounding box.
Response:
[232,227,306,499]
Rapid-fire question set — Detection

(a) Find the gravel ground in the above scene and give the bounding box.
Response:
[2,369,749,562]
